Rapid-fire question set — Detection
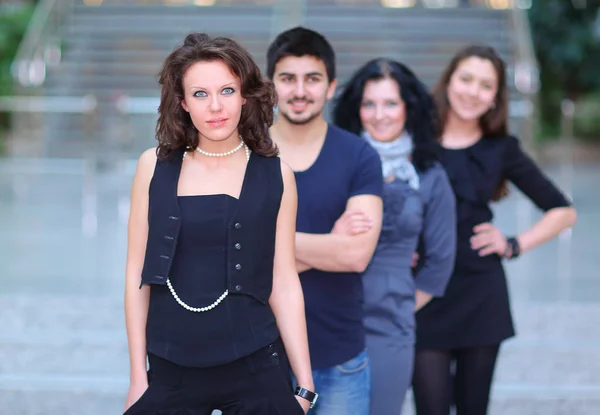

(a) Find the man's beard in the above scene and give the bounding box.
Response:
[279,108,322,126]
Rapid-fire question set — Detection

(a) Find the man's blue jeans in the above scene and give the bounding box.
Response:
[309,349,371,415]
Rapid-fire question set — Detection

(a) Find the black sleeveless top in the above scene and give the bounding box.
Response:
[143,150,283,367]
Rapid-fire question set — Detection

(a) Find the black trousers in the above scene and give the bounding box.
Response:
[124,339,304,415]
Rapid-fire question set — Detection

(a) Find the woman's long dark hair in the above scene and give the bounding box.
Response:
[156,32,278,160]
[433,45,509,200]
[332,58,439,172]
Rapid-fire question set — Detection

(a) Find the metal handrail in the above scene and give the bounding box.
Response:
[11,0,74,92]
[510,3,540,95]
[0,95,97,113]
[509,3,540,158]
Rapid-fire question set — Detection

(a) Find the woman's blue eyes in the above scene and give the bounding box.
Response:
[193,88,235,97]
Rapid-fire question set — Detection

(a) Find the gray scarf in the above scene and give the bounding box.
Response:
[362,130,420,190]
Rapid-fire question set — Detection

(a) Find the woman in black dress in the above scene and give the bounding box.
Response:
[412,45,577,415]
[123,33,315,414]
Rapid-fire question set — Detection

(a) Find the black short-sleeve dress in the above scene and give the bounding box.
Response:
[415,136,572,349]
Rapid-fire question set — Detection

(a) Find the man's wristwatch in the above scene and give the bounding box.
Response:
[295,386,319,408]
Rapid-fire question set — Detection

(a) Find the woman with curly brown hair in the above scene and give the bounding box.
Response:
[123,33,314,414]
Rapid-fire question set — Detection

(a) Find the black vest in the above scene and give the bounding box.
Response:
[140,149,283,305]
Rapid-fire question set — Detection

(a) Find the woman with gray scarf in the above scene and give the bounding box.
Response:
[332,58,456,414]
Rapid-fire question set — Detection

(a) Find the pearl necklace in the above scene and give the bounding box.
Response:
[171,139,250,313]
[183,138,250,161]
[197,139,244,157]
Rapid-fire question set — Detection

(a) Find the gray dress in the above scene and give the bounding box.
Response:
[363,162,456,415]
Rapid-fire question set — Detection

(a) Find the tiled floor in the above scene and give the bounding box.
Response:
[0,157,599,415]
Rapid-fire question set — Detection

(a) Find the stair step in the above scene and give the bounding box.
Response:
[61,42,511,60]
[41,70,448,91]
[62,33,509,51]
[64,19,504,36]
[55,54,499,76]
[70,3,504,20]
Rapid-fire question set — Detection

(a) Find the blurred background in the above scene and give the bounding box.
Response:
[0,0,599,414]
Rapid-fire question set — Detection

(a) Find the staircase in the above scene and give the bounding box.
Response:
[35,2,517,158]
[48,3,514,96]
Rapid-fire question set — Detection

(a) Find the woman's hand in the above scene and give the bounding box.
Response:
[410,252,419,268]
[123,380,148,413]
[295,395,311,414]
[471,223,507,257]
[332,209,373,236]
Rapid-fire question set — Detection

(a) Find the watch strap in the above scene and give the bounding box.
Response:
[505,236,521,260]
[295,386,319,408]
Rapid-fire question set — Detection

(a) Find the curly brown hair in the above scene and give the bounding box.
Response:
[156,33,278,160]
[433,45,509,200]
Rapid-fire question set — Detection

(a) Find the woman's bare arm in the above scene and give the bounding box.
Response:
[124,148,156,386]
[516,206,577,254]
[269,162,313,411]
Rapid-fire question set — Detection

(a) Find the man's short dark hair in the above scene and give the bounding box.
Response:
[266,26,336,82]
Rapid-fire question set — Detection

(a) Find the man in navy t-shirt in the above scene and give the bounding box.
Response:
[267,27,384,415]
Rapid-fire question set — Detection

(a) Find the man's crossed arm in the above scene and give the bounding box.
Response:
[295,194,383,274]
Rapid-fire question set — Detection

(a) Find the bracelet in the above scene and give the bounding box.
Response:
[504,236,520,260]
